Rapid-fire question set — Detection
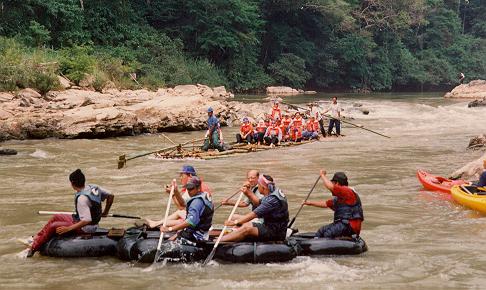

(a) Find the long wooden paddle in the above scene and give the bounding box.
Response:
[213,189,243,211]
[288,176,321,228]
[322,113,390,139]
[153,183,175,264]
[38,211,141,219]
[203,191,244,266]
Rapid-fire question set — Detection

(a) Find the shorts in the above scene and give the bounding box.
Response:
[254,222,287,242]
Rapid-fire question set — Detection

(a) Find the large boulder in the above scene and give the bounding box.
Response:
[468,134,486,150]
[450,152,486,180]
[266,86,300,96]
[444,80,486,99]
[174,85,199,96]
[0,92,14,102]
[57,76,72,89]
[0,148,17,155]
[468,98,486,108]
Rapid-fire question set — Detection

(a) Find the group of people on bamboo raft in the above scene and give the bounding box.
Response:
[202,96,343,151]
[24,166,364,257]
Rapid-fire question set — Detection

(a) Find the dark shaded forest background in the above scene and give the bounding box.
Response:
[1,0,485,93]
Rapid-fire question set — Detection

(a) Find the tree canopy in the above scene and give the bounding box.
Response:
[0,0,485,92]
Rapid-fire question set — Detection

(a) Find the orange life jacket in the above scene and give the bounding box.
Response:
[271,106,281,120]
[305,120,319,132]
[292,117,303,128]
[267,125,281,137]
[240,123,253,135]
[282,117,292,127]
[255,125,266,134]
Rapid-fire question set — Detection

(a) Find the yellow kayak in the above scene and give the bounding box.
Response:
[451,185,486,214]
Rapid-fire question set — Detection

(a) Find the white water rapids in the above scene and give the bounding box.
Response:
[0,92,485,289]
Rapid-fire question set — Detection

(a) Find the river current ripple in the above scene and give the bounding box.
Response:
[0,93,485,289]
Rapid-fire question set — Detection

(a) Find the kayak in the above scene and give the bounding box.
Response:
[416,170,466,193]
[451,185,486,214]
[39,228,124,257]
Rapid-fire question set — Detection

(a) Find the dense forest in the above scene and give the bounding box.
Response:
[0,0,485,93]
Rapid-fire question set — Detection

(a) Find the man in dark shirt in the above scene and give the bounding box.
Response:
[476,159,486,187]
[221,174,289,242]
[202,107,224,151]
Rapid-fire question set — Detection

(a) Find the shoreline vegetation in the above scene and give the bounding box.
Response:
[1,1,485,95]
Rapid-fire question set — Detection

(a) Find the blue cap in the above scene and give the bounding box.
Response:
[207,107,213,113]
[243,117,249,122]
[180,165,197,176]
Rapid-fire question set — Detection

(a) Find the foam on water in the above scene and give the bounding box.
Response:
[29,149,49,159]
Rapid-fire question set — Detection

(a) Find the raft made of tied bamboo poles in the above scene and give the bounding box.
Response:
[117,137,206,169]
[153,138,332,161]
[279,101,391,139]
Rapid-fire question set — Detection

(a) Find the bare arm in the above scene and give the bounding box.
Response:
[303,200,328,208]
[225,212,258,226]
[320,169,335,192]
[101,194,114,217]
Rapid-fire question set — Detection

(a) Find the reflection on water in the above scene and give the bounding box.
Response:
[0,93,485,289]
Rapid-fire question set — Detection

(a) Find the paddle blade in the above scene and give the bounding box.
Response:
[118,155,126,169]
[203,248,217,266]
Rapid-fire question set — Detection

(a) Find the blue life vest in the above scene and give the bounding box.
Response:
[333,188,364,223]
[180,192,214,240]
[260,188,289,225]
[73,185,102,225]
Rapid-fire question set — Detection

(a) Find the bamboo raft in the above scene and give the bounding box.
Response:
[153,137,337,161]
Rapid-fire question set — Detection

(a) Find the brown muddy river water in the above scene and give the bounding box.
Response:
[1,93,485,289]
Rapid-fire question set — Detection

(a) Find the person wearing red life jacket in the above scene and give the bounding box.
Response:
[303,169,364,239]
[289,112,304,142]
[253,120,267,145]
[264,120,282,146]
[302,116,319,140]
[236,117,254,144]
[270,101,282,121]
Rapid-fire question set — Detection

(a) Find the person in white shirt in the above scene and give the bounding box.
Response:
[308,103,326,137]
[323,96,341,136]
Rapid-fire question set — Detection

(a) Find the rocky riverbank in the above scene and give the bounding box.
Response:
[444,80,486,99]
[0,85,271,142]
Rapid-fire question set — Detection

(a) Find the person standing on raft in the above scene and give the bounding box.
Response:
[202,107,225,151]
[160,176,214,243]
[303,169,363,239]
[220,174,289,242]
[26,169,114,257]
[323,96,342,136]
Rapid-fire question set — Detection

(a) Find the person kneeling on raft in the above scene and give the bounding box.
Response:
[159,176,214,243]
[220,174,289,242]
[143,165,212,229]
[221,169,264,223]
[27,169,114,257]
[303,169,363,239]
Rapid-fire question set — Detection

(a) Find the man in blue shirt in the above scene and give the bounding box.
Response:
[160,176,214,242]
[220,174,289,242]
[202,107,225,151]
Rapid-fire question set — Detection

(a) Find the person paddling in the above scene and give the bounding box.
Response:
[143,165,212,228]
[303,169,363,239]
[202,107,224,151]
[323,96,342,136]
[220,174,289,242]
[26,169,114,257]
[159,176,214,243]
[221,170,264,223]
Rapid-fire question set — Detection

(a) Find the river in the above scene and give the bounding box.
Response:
[1,92,485,289]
